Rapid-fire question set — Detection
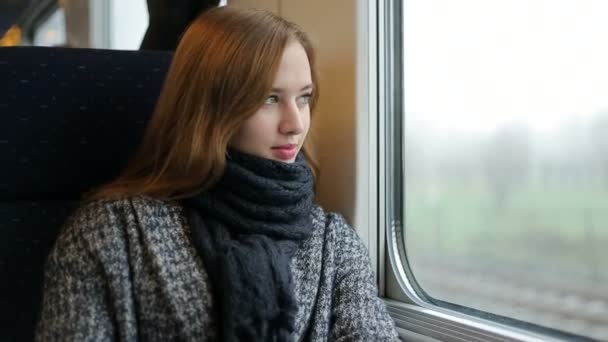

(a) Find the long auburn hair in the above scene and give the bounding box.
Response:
[89,7,319,200]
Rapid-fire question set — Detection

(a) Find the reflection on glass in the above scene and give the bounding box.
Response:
[403,1,608,340]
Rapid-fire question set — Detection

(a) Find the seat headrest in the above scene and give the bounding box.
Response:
[0,47,173,200]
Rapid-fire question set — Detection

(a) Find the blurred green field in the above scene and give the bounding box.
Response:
[404,182,608,281]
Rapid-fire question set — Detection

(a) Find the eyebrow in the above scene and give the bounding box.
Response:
[270,84,314,93]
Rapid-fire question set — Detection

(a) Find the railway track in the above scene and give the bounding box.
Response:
[409,257,608,341]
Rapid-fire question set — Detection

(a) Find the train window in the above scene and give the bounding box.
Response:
[25,0,228,49]
[392,0,608,340]
[109,0,148,50]
[32,7,66,47]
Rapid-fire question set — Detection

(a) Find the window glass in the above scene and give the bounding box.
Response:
[33,8,66,47]
[109,0,147,50]
[402,1,608,340]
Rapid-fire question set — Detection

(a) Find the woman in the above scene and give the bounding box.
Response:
[36,7,399,342]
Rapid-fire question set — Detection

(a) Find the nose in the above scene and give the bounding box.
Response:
[279,100,304,135]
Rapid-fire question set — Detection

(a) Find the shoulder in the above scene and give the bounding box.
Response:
[54,196,183,256]
[310,204,348,230]
[67,195,182,226]
[310,204,366,255]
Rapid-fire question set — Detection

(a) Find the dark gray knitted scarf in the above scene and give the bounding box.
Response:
[182,149,314,342]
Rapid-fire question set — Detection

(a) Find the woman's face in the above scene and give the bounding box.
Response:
[230,41,313,163]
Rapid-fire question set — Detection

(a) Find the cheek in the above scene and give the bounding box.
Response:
[303,110,312,135]
[236,116,274,145]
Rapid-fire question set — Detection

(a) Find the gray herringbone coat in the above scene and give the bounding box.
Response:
[35,196,399,341]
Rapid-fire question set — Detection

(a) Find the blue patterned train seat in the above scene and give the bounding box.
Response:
[0,46,172,341]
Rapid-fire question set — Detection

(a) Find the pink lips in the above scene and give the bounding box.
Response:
[271,144,298,160]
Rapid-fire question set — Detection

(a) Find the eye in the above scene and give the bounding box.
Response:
[265,95,279,105]
[297,93,313,106]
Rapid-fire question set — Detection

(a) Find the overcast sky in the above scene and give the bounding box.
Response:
[403,0,608,134]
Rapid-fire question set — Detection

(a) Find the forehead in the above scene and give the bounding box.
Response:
[272,41,312,89]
